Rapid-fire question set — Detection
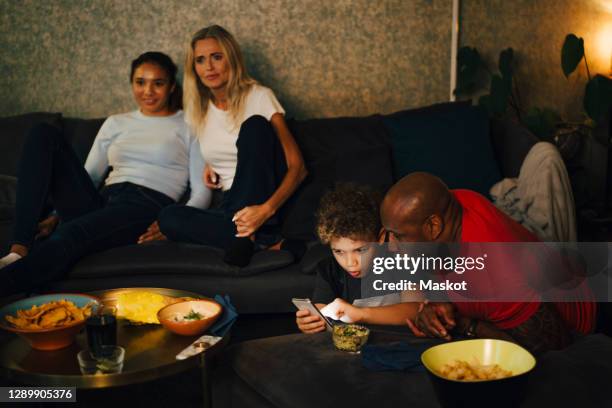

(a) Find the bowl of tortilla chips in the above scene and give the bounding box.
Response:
[0,293,100,350]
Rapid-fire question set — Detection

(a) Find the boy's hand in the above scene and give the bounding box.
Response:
[333,298,364,323]
[296,309,325,334]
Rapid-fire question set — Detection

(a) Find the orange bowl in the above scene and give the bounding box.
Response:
[0,293,100,351]
[157,299,222,336]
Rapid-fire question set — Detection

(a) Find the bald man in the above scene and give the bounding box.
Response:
[381,172,595,354]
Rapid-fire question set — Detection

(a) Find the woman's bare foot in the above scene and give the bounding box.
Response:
[10,244,28,258]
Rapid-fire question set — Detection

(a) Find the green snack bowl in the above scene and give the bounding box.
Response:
[332,324,370,352]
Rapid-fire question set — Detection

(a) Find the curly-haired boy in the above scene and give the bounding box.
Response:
[296,184,417,334]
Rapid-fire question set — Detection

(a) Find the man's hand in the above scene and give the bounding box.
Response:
[406,302,456,340]
[137,221,167,244]
[35,215,59,240]
[233,204,274,238]
[296,309,326,334]
[203,164,222,189]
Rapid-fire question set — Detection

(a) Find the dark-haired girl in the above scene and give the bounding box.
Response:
[0,52,209,296]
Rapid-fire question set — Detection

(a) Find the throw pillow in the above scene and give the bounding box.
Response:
[62,117,106,165]
[282,116,394,241]
[383,102,502,198]
[0,112,63,176]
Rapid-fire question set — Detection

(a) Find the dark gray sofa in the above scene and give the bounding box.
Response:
[0,103,539,321]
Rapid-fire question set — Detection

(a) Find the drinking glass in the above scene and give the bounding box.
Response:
[86,305,117,358]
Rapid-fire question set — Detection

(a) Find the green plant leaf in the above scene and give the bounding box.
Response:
[524,107,561,140]
[489,74,510,115]
[455,46,483,95]
[584,74,612,123]
[561,34,584,78]
[499,48,514,80]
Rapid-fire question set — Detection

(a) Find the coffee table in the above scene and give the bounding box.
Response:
[0,288,228,408]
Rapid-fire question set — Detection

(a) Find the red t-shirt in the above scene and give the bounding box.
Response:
[450,189,595,333]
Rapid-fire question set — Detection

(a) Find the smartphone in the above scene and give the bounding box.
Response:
[292,297,333,331]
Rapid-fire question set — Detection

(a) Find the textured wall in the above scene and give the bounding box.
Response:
[1,0,609,120]
[0,0,452,119]
[460,0,612,121]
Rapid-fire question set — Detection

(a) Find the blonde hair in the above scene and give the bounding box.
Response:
[183,25,256,133]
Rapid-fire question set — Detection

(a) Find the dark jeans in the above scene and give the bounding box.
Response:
[159,115,287,249]
[3,123,173,295]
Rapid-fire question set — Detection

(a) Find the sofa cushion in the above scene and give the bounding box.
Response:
[0,112,63,176]
[62,117,106,165]
[69,242,295,279]
[53,262,315,314]
[299,243,332,274]
[282,116,393,240]
[383,102,502,197]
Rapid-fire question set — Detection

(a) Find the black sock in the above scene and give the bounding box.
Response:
[223,238,255,267]
[280,239,307,260]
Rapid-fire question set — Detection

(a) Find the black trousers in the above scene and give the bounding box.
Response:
[158,115,287,249]
[2,123,173,296]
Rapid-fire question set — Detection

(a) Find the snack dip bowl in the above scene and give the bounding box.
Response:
[0,293,100,351]
[421,339,536,408]
[157,299,222,336]
[332,324,370,352]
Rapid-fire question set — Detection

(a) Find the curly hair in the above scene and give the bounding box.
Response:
[316,184,382,244]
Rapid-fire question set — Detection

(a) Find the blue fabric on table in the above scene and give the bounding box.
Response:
[209,294,238,337]
[361,341,430,372]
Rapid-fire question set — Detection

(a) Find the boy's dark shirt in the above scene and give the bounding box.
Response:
[312,257,362,304]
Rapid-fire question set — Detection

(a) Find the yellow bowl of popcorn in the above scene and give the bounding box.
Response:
[421,339,536,408]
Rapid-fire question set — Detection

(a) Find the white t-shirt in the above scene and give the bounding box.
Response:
[198,84,285,191]
[85,110,211,208]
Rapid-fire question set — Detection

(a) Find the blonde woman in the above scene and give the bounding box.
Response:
[158,25,307,266]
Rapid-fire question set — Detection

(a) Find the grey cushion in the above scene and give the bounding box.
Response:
[299,243,331,274]
[49,263,315,314]
[69,242,295,278]
[62,117,106,165]
[0,112,63,176]
[282,116,393,241]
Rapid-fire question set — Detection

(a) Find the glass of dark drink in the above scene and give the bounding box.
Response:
[86,305,117,358]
